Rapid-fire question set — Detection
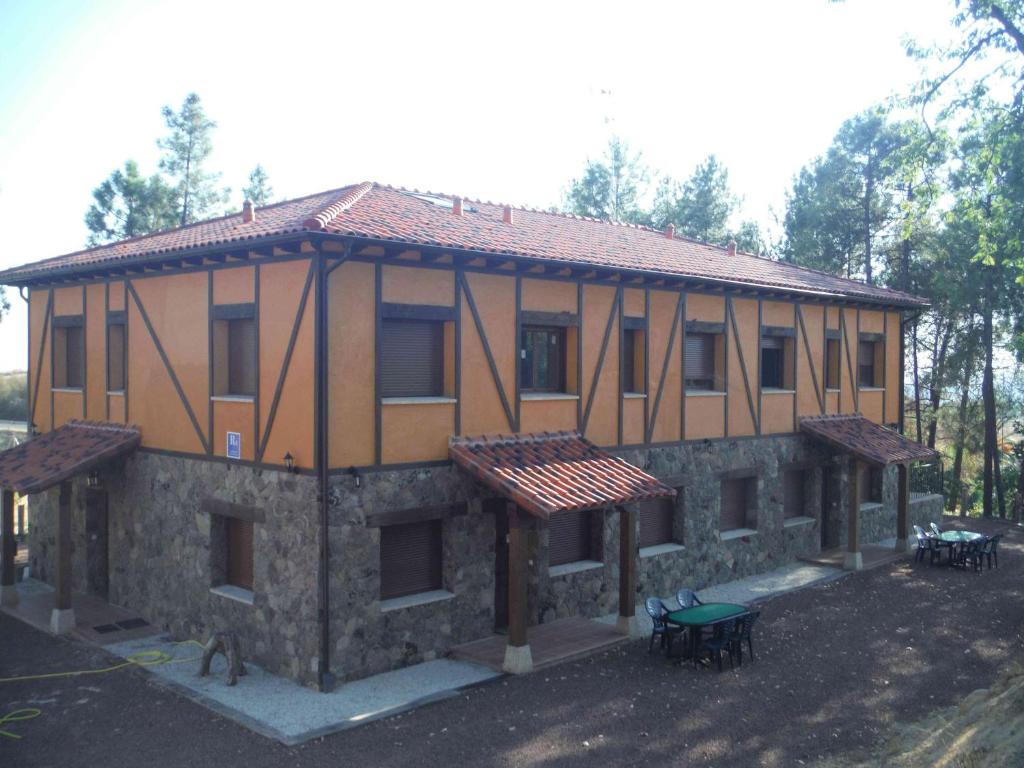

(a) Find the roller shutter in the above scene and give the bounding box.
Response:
[549,509,592,565]
[720,478,751,531]
[638,498,674,548]
[380,519,443,599]
[381,319,444,398]
[684,333,714,386]
[783,469,805,518]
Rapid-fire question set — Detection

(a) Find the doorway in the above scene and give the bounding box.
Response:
[489,499,509,633]
[85,488,109,600]
[820,466,840,550]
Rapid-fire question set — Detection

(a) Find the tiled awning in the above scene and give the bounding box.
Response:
[0,420,141,494]
[800,414,938,467]
[449,431,675,519]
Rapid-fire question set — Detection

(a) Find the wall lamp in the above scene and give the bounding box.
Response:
[349,466,361,488]
[283,452,300,474]
[86,470,101,489]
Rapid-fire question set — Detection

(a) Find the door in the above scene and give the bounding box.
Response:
[85,488,109,600]
[489,499,509,633]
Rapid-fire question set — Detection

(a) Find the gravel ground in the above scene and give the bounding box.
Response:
[2,518,1021,768]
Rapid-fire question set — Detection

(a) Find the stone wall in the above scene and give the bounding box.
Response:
[26,434,947,687]
[29,452,321,685]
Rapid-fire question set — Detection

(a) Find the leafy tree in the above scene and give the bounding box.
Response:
[652,155,737,244]
[782,108,913,284]
[158,93,229,225]
[84,160,178,245]
[564,137,649,224]
[0,372,26,421]
[0,287,8,322]
[242,165,274,206]
[728,220,769,255]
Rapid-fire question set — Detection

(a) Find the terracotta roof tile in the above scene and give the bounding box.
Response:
[449,431,675,519]
[0,182,926,307]
[800,414,938,467]
[0,420,141,494]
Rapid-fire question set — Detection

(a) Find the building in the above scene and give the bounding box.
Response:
[0,183,941,688]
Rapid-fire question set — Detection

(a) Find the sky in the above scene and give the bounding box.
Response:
[0,0,956,372]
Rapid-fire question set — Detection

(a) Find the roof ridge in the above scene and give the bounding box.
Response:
[303,182,375,231]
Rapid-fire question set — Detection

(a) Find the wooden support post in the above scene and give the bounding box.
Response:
[50,481,75,634]
[503,502,533,674]
[896,463,910,553]
[1,489,18,607]
[844,459,863,571]
[617,505,639,636]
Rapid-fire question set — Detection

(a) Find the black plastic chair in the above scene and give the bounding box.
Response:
[983,534,1003,569]
[698,619,739,672]
[930,522,944,535]
[645,598,683,654]
[913,525,937,564]
[676,588,703,609]
[955,538,985,572]
[733,610,760,665]
[928,523,955,563]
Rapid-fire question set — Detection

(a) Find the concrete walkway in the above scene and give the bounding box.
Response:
[600,560,845,634]
[104,635,500,745]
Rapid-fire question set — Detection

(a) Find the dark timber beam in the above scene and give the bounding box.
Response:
[617,505,638,636]
[503,503,533,674]
[896,463,910,553]
[51,481,75,633]
[1,490,17,607]
[845,459,863,571]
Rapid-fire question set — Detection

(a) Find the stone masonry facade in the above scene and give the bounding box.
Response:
[27,435,945,686]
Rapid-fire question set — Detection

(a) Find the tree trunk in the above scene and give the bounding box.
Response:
[994,434,1007,518]
[982,270,995,518]
[1014,449,1024,524]
[912,320,923,444]
[950,340,975,516]
[863,169,874,285]
[927,316,952,449]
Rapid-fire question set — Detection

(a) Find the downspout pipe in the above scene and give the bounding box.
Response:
[314,242,334,693]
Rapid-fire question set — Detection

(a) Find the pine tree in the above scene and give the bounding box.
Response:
[84,160,178,245]
[564,137,649,224]
[158,93,229,225]
[651,155,737,244]
[242,165,274,206]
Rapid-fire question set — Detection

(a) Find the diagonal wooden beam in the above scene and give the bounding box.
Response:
[727,296,759,435]
[257,259,317,461]
[29,290,53,426]
[796,304,826,415]
[581,287,621,436]
[459,272,515,431]
[645,292,683,444]
[126,280,210,454]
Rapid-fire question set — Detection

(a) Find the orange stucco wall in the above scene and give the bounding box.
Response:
[24,249,907,470]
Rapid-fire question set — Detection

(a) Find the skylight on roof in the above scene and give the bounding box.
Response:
[407,192,477,213]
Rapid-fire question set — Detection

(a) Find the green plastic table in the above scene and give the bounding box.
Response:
[938,530,983,543]
[665,603,749,664]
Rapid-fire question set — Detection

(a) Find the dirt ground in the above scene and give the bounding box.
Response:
[2,516,1022,768]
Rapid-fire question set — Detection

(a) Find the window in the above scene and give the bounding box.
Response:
[225,517,254,591]
[213,307,256,397]
[107,321,126,392]
[622,329,645,394]
[684,333,722,391]
[549,509,597,566]
[760,336,794,390]
[53,321,84,389]
[380,319,444,398]
[720,477,756,531]
[859,466,882,504]
[638,497,677,548]
[783,469,806,519]
[380,519,443,599]
[521,325,566,392]
[825,338,840,389]
[858,340,881,388]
